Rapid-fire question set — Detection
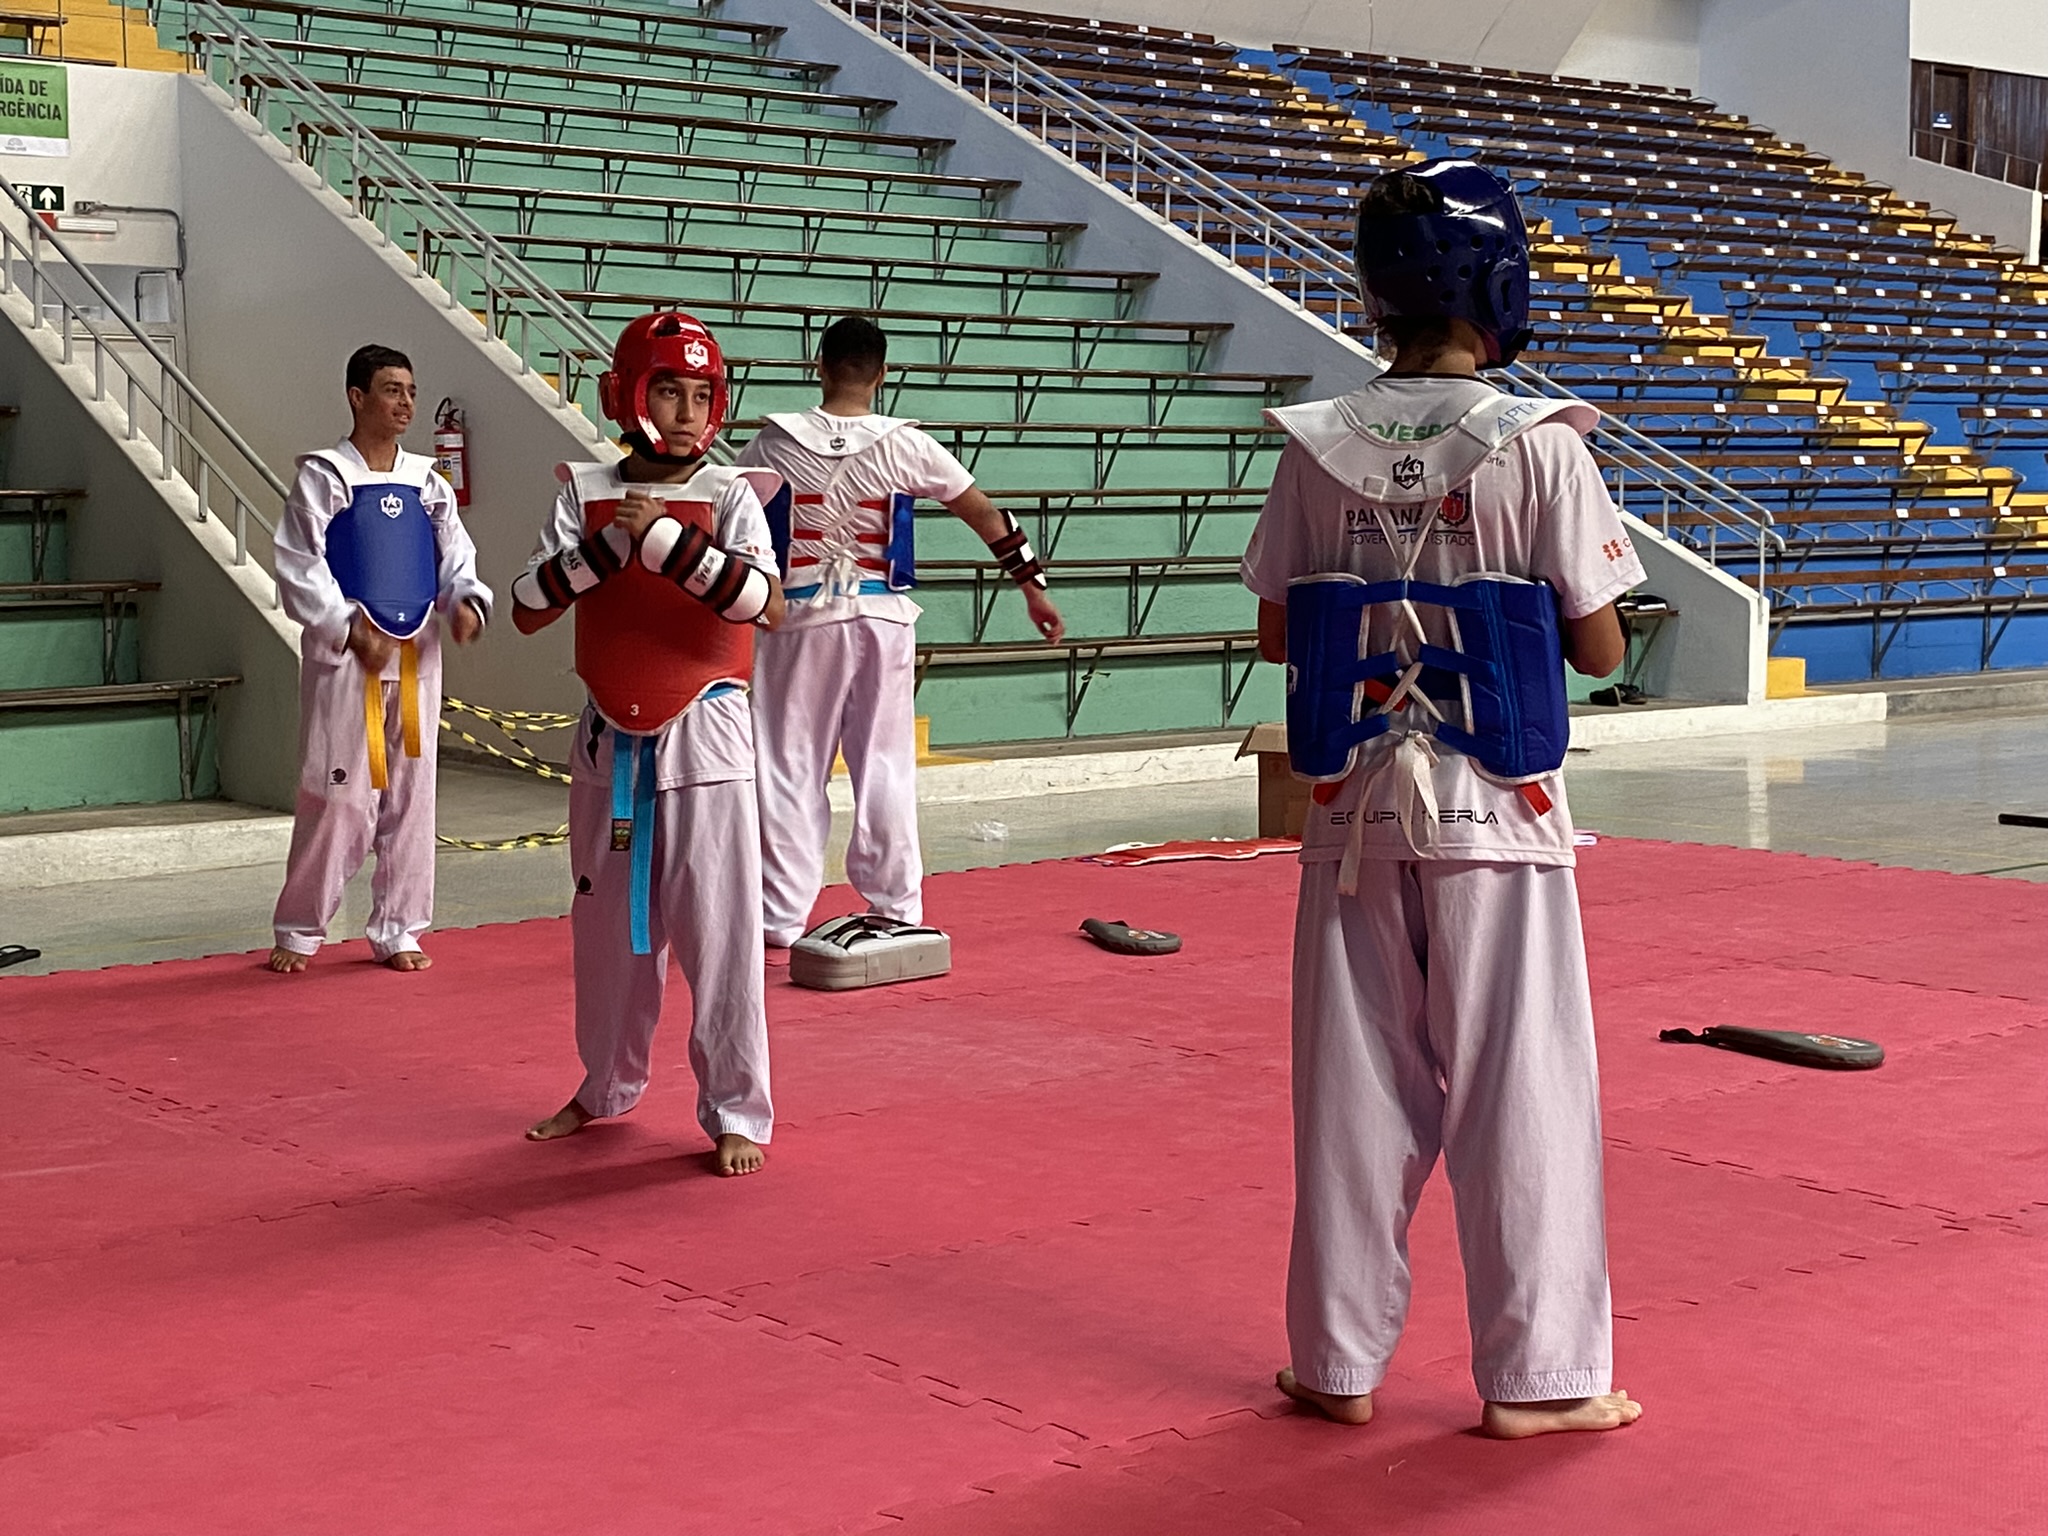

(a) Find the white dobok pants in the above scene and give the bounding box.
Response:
[272,630,441,961]
[753,615,921,945]
[567,726,774,1146]
[1288,857,1614,1405]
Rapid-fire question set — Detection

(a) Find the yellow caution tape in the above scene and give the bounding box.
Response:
[435,695,576,848]
[436,823,570,852]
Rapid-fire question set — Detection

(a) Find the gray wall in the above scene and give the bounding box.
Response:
[1696,0,2039,258]
[1621,513,1766,702]
[0,65,183,274]
[1557,0,1702,88]
[0,284,301,806]
[1912,0,2048,76]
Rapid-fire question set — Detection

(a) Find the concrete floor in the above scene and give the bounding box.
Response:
[5,706,2047,975]
[0,762,1256,975]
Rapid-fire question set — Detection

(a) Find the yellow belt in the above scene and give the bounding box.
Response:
[364,639,422,791]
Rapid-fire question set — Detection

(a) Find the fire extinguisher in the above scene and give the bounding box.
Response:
[433,398,470,509]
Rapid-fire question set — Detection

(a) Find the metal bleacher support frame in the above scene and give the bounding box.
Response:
[0,173,287,595]
[834,0,1786,585]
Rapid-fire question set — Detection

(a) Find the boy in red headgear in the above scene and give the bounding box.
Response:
[511,312,786,1177]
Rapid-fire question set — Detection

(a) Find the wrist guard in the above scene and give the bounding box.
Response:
[640,516,774,625]
[512,524,631,612]
[987,511,1047,589]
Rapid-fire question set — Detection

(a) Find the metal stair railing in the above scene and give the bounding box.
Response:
[182,0,614,441]
[835,0,1782,579]
[0,174,287,602]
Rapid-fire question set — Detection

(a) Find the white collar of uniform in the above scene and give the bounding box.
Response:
[554,456,782,511]
[1264,377,1598,500]
[298,437,433,487]
[765,409,918,458]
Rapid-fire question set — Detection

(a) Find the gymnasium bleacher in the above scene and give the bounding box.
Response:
[878,2,2048,681]
[163,0,1291,745]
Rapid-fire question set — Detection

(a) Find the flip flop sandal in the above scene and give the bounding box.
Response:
[1080,918,1182,956]
[0,944,42,970]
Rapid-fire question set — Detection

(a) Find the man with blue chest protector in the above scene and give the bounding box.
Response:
[268,344,491,974]
[1240,161,1649,1438]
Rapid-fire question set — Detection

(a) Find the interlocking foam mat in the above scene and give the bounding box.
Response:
[2,842,2041,1534]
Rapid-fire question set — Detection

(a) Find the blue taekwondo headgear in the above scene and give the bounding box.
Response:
[1354,158,1533,369]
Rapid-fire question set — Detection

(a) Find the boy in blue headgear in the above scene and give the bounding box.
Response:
[268,344,490,974]
[1241,161,1646,1438]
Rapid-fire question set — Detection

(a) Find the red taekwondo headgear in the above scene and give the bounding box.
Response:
[598,311,730,459]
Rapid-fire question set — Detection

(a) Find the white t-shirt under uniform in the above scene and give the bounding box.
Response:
[1240,375,1647,867]
[735,409,976,631]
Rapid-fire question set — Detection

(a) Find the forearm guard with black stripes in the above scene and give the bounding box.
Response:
[511,524,632,614]
[987,510,1047,589]
[638,517,774,624]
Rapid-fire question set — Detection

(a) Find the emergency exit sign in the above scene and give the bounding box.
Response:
[21,184,62,213]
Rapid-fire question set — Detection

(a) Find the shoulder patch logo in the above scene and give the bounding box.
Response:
[828,435,847,452]
[1391,454,1426,491]
[379,492,405,519]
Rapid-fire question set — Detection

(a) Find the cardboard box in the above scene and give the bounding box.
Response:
[1238,722,1311,839]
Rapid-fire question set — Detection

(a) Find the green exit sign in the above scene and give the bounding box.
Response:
[21,183,62,213]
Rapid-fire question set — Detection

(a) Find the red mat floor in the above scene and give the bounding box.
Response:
[2,841,2042,1534]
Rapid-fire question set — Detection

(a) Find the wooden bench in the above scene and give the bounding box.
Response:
[916,628,1262,733]
[213,0,836,79]
[0,8,63,55]
[916,554,1244,641]
[0,677,240,799]
[245,73,943,163]
[397,180,1082,260]
[480,231,1151,300]
[198,32,892,117]
[0,489,88,583]
[0,581,161,686]
[314,125,1016,209]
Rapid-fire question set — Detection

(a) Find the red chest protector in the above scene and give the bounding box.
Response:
[562,462,777,734]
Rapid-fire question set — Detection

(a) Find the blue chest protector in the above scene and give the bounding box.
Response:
[317,453,439,640]
[1286,571,1571,784]
[1266,382,1597,789]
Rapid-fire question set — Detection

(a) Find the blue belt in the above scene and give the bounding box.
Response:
[785,577,893,602]
[604,685,740,956]
[609,731,658,956]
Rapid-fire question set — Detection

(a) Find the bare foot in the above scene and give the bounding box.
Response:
[526,1101,593,1142]
[1277,1367,1374,1425]
[267,947,309,973]
[1480,1391,1642,1439]
[715,1134,765,1177]
[384,951,432,972]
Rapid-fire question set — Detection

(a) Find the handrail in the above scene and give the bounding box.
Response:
[835,0,1782,575]
[183,0,614,442]
[0,173,286,597]
[1912,129,2046,199]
